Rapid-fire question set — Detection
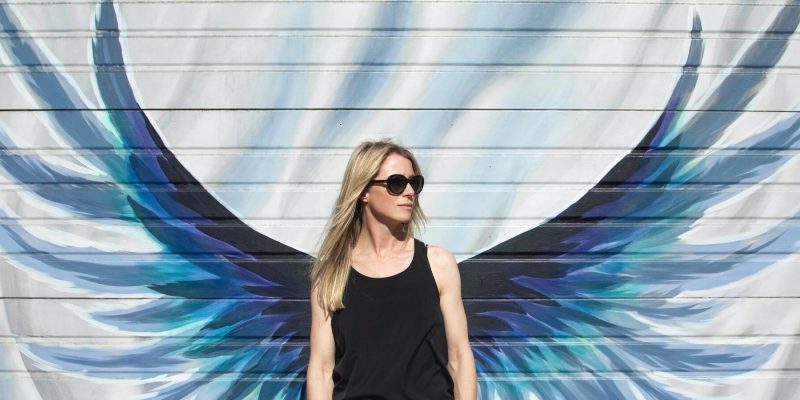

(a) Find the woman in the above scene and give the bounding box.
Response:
[306,139,477,399]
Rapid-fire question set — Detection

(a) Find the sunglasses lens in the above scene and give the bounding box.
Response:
[378,175,424,195]
[386,175,407,195]
[410,175,424,194]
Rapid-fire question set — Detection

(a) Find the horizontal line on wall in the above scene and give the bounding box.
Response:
[473,370,800,379]
[1,296,798,301]
[1,370,799,381]
[5,334,800,341]
[4,65,800,73]
[462,255,796,262]
[462,297,799,301]
[2,217,799,225]
[2,215,799,221]
[3,149,800,158]
[2,109,795,114]
[2,183,799,190]
[2,217,799,226]
[4,63,800,72]
[2,249,798,255]
[4,335,799,345]
[0,368,796,375]
[1,147,798,152]
[1,144,798,151]
[2,107,797,112]
[4,30,798,39]
[2,147,800,155]
[4,29,796,37]
[4,0,796,6]
[1,255,790,263]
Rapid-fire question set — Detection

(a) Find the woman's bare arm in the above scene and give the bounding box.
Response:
[429,245,478,400]
[307,285,336,399]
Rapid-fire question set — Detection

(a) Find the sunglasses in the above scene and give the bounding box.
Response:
[368,174,424,195]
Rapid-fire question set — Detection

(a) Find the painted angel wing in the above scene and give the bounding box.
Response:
[459,4,800,399]
[0,2,310,398]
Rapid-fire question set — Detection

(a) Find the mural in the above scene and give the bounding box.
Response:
[1,0,799,399]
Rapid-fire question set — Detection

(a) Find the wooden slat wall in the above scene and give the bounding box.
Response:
[1,1,799,399]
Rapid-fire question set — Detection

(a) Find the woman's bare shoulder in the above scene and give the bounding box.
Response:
[424,243,460,291]
[425,243,456,264]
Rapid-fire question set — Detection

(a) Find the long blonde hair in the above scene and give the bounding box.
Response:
[311,139,427,317]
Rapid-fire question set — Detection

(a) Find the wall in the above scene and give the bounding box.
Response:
[1,0,799,399]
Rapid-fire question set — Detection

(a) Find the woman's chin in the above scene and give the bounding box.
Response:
[396,214,413,224]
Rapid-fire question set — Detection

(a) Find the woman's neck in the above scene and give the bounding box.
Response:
[356,219,410,258]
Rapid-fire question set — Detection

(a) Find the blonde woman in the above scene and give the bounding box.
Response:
[306,139,477,399]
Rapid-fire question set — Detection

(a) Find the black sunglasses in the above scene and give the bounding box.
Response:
[368,174,424,195]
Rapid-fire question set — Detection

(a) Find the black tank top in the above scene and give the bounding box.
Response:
[330,238,454,399]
